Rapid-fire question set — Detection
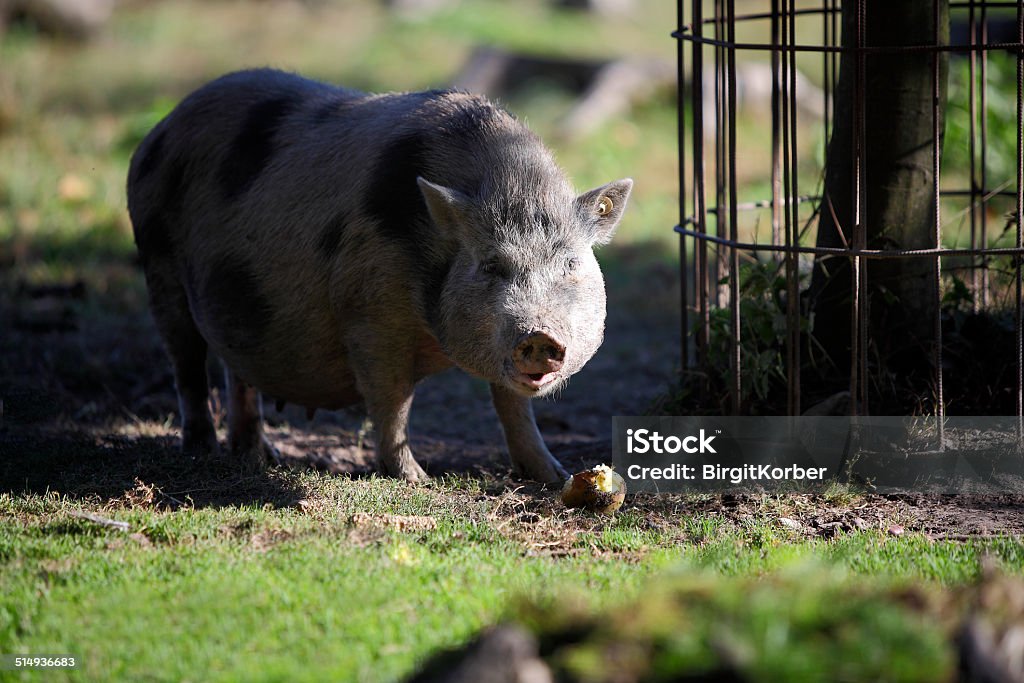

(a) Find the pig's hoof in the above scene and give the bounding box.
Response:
[381,456,429,483]
[231,436,281,473]
[513,455,569,485]
[182,424,220,457]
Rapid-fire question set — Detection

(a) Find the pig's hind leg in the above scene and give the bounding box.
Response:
[225,371,281,472]
[143,263,220,457]
[490,384,569,484]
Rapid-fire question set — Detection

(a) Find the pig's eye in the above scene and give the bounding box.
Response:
[564,257,580,275]
[480,258,507,279]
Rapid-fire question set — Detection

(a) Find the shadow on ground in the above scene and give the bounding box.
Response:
[1,429,311,508]
[0,239,679,507]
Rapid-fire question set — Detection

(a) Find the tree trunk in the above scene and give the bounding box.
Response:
[809,0,949,392]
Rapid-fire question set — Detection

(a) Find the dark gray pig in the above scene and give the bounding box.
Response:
[127,69,632,483]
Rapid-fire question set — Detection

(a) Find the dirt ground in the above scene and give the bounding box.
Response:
[2,247,1024,539]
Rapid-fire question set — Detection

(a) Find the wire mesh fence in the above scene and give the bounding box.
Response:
[673,0,1024,426]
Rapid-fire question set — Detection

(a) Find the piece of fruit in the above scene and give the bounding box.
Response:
[561,464,626,514]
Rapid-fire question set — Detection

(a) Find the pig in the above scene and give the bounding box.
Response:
[126,68,632,483]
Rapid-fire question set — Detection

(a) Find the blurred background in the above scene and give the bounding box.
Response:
[0,0,678,267]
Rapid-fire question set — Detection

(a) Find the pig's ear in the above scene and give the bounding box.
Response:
[576,178,633,245]
[417,177,472,234]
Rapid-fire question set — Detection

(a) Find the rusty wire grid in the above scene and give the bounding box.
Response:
[674,0,1024,427]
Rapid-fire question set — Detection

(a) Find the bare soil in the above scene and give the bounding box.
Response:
[2,247,1023,539]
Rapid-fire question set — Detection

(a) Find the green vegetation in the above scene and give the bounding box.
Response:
[0,484,659,682]
[522,570,957,682]
[3,477,1023,682]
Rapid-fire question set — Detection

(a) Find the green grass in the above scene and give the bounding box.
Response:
[2,515,641,681]
[519,568,958,683]
[2,477,1023,682]
[3,2,1024,681]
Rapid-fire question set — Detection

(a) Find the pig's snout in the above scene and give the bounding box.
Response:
[512,331,566,381]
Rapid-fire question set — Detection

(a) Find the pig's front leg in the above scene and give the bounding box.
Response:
[490,384,569,484]
[350,346,428,483]
[370,388,428,483]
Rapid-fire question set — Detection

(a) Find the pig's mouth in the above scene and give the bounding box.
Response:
[507,368,562,395]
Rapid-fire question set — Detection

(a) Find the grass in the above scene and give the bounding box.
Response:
[517,571,958,682]
[3,474,1024,681]
[1,497,652,681]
